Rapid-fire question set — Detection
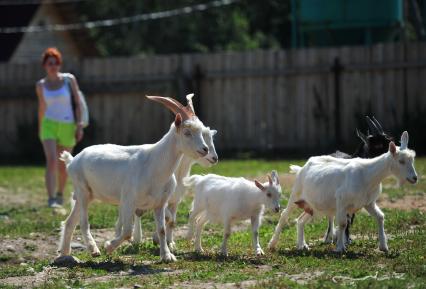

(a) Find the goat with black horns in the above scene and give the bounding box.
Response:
[326,116,393,245]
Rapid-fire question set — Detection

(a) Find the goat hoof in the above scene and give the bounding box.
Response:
[324,237,333,244]
[161,252,177,263]
[195,247,204,254]
[152,233,160,246]
[297,243,310,251]
[132,238,142,245]
[334,246,346,253]
[219,250,228,257]
[255,248,265,256]
[267,241,277,251]
[104,241,114,255]
[91,249,101,257]
[379,245,389,252]
[168,242,176,251]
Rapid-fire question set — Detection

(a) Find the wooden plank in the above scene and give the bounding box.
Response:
[1,44,426,158]
[295,49,307,147]
[233,51,247,149]
[265,50,275,150]
[284,49,298,148]
[209,52,223,149]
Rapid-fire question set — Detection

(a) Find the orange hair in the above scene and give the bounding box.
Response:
[41,47,62,66]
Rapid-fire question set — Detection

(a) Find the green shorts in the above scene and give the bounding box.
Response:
[39,118,76,147]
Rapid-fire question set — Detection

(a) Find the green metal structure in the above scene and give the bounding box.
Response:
[292,0,404,47]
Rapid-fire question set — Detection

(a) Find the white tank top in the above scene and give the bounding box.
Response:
[42,74,75,123]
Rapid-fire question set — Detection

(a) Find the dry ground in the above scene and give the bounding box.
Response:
[0,161,425,288]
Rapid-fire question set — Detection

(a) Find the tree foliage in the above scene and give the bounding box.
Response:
[77,0,291,56]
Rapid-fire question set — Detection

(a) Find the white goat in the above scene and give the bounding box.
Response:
[133,126,218,248]
[268,131,417,253]
[184,171,282,256]
[131,93,218,248]
[58,95,209,262]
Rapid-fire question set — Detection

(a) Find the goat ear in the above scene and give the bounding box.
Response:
[210,129,217,136]
[254,180,265,191]
[356,128,367,144]
[174,113,182,127]
[389,141,397,156]
[400,131,409,150]
[271,170,279,184]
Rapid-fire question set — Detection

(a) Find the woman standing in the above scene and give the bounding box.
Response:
[36,47,84,207]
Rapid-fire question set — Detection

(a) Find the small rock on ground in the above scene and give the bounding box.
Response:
[70,242,86,250]
[52,255,81,267]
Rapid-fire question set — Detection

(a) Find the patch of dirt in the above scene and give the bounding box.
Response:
[378,193,426,211]
[277,270,324,285]
[278,174,296,188]
[82,267,185,286]
[0,266,67,289]
[0,234,59,264]
[0,228,121,266]
[0,261,185,288]
[169,280,261,289]
[0,227,187,288]
[0,189,35,207]
[0,186,48,207]
[169,270,324,288]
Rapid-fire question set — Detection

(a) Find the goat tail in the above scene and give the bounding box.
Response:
[182,175,203,190]
[59,151,74,167]
[289,165,302,174]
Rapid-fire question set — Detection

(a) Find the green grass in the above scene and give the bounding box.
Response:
[0,158,425,288]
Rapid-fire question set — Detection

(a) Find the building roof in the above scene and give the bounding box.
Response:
[0,5,38,61]
[0,3,98,62]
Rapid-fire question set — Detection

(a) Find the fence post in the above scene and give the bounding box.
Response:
[332,57,343,147]
[176,59,185,103]
[192,64,204,119]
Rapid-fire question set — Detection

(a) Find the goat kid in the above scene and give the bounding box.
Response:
[184,171,282,256]
[269,131,417,253]
[58,95,209,262]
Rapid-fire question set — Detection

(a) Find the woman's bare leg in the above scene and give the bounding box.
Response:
[42,140,57,204]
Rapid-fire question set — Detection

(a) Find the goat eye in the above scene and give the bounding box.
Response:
[399,160,405,165]
[267,193,272,198]
[184,130,191,137]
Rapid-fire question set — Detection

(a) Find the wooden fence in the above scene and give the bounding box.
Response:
[1,42,426,161]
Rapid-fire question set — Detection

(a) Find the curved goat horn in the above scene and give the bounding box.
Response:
[146,95,195,120]
[372,116,384,134]
[366,116,380,136]
[356,128,367,144]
